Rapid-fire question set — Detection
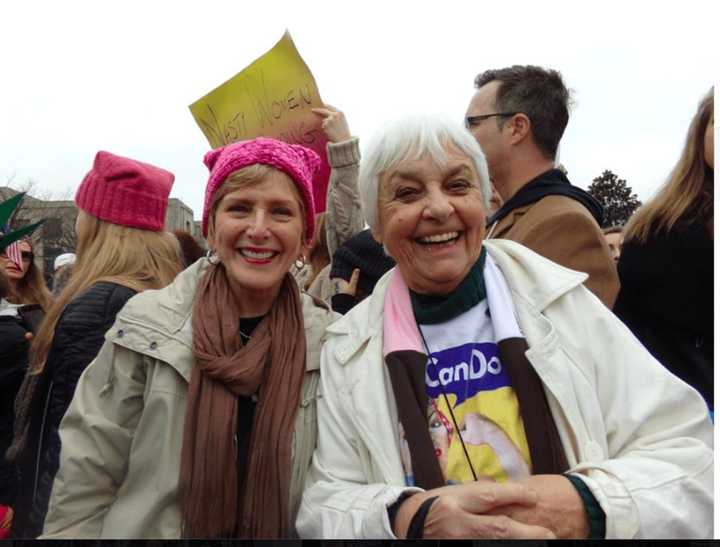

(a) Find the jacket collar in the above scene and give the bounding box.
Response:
[486,168,604,227]
[115,258,207,345]
[484,239,587,312]
[109,258,328,382]
[327,239,587,356]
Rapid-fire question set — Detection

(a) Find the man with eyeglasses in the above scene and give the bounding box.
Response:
[465,65,618,308]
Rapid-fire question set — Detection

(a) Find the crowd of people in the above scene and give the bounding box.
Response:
[0,66,714,540]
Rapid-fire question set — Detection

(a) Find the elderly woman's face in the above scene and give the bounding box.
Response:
[374,146,486,295]
[209,171,309,302]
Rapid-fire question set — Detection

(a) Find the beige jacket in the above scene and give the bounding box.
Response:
[487,195,619,308]
[41,258,338,539]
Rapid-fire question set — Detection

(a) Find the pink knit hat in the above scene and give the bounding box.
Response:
[202,137,320,243]
[75,151,174,231]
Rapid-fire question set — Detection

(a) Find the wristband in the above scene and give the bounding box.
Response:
[387,491,414,534]
[407,495,439,539]
[565,474,606,539]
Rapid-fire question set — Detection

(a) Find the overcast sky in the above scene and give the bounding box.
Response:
[1,1,717,220]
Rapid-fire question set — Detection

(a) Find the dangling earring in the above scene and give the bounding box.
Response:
[206,249,221,265]
[295,255,306,269]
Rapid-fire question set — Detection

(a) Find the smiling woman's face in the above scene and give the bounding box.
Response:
[208,169,309,306]
[373,145,486,295]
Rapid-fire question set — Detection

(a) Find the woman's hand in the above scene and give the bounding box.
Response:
[392,480,556,539]
[486,474,590,538]
[331,268,360,297]
[312,104,351,143]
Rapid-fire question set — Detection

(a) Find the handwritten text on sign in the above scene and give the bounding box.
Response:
[189,31,330,212]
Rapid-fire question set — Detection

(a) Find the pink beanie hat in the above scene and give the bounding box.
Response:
[75,151,174,231]
[202,137,320,243]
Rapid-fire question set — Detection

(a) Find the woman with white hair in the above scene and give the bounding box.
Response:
[296,115,713,539]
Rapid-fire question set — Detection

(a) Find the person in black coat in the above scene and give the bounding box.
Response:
[7,151,183,538]
[0,228,49,537]
[614,88,714,410]
[9,282,138,538]
[0,270,33,514]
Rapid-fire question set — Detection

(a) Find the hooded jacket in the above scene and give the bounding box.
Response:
[41,258,338,539]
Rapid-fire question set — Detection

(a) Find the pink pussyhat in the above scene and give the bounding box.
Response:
[201,137,320,243]
[75,151,174,231]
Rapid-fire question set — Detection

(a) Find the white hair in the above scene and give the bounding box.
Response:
[359,114,491,231]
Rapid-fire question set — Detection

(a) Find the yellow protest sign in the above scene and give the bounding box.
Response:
[190,31,330,211]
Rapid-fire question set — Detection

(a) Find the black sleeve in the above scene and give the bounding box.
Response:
[47,283,136,426]
[615,224,712,336]
[0,319,29,506]
[331,293,359,315]
[29,283,136,533]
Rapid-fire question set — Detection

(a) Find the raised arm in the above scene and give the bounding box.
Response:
[312,105,363,257]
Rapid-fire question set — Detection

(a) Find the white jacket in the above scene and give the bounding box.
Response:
[297,239,713,539]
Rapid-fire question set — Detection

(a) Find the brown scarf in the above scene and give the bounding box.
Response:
[179,264,307,538]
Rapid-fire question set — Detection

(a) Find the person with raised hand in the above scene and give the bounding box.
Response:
[295,104,364,301]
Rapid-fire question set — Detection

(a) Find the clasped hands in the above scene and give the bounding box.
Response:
[392,474,590,540]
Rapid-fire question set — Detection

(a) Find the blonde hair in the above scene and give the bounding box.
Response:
[30,213,183,374]
[10,239,52,311]
[624,88,714,243]
[305,212,329,289]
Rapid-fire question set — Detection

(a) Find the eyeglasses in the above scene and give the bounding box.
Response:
[465,112,520,130]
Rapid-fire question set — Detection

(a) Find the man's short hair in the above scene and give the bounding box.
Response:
[474,65,571,160]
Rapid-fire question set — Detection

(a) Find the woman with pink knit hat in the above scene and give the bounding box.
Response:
[8,151,183,538]
[40,138,339,539]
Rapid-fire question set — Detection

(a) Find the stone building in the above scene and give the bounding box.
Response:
[0,187,203,283]
[166,198,201,238]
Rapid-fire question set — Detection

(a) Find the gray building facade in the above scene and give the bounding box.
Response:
[0,187,203,282]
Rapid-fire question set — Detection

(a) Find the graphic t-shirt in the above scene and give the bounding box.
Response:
[399,300,531,485]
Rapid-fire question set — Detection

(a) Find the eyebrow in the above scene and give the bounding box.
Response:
[444,164,474,179]
[391,162,474,182]
[223,195,300,209]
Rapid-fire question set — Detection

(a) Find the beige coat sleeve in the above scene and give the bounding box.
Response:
[41,340,146,538]
[324,138,363,258]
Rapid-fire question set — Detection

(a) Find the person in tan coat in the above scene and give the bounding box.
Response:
[465,65,618,307]
[40,138,339,539]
